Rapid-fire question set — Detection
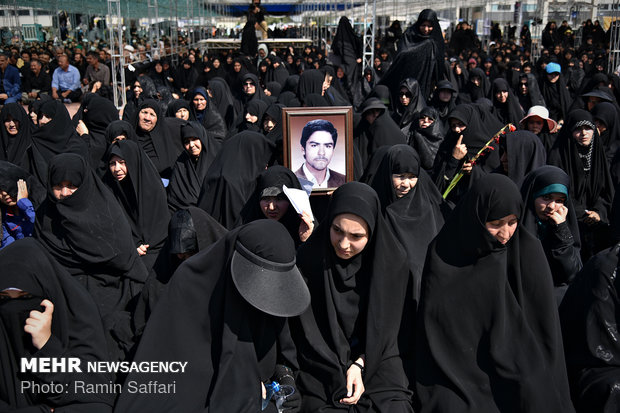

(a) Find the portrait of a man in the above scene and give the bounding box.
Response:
[294,119,346,189]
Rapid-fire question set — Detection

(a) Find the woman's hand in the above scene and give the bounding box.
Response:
[76,120,89,136]
[17,179,29,201]
[298,211,314,242]
[452,135,467,160]
[340,358,365,405]
[462,161,474,175]
[24,299,54,350]
[549,205,568,225]
[584,210,601,225]
[137,244,150,256]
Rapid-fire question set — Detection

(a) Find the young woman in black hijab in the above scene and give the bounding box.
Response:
[114,219,310,413]
[34,153,148,326]
[380,9,446,101]
[559,242,620,412]
[0,103,34,168]
[173,58,198,95]
[428,79,458,131]
[355,98,408,169]
[103,140,170,271]
[393,78,426,137]
[416,174,575,413]
[291,182,414,412]
[188,86,228,142]
[133,99,184,181]
[459,67,491,104]
[197,130,274,229]
[165,98,191,120]
[262,103,285,165]
[548,109,615,260]
[167,121,220,212]
[432,103,504,204]
[408,106,446,171]
[0,238,115,413]
[490,77,524,126]
[122,76,158,124]
[540,65,573,125]
[521,165,582,303]
[238,166,314,246]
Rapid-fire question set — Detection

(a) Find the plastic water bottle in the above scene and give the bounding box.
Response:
[262,381,295,412]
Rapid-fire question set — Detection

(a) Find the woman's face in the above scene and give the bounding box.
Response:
[595,118,607,134]
[485,214,518,244]
[213,58,220,68]
[155,63,163,73]
[0,189,16,206]
[192,95,207,111]
[260,196,289,220]
[399,88,411,106]
[234,62,242,72]
[138,107,157,131]
[419,115,434,129]
[526,116,544,135]
[263,114,276,132]
[495,90,508,103]
[438,89,452,103]
[419,20,433,35]
[133,81,143,97]
[112,134,127,144]
[450,118,466,134]
[534,193,566,221]
[392,173,418,198]
[52,180,78,200]
[245,112,259,124]
[109,155,128,181]
[183,137,202,158]
[572,126,594,146]
[175,107,190,120]
[330,213,369,260]
[39,114,52,125]
[4,115,19,135]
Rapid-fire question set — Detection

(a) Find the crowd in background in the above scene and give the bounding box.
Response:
[3,5,620,412]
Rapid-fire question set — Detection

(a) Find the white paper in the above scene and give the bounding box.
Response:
[283,185,314,221]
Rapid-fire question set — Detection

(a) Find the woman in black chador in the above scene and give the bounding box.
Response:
[416,174,575,413]
[560,242,620,412]
[0,238,114,412]
[548,109,615,261]
[114,219,310,413]
[291,182,414,412]
[521,166,582,303]
[379,9,446,101]
[34,153,147,325]
[103,140,170,271]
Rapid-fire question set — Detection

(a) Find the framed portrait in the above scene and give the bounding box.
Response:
[282,106,354,194]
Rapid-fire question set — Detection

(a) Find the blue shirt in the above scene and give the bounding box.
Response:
[51,64,81,91]
[1,198,36,249]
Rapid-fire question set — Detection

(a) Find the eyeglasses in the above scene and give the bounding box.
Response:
[400,92,412,98]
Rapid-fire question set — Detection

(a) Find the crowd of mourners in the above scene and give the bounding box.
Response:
[3,5,620,412]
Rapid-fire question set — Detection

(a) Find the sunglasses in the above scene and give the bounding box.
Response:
[400,92,412,98]
[243,82,256,87]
